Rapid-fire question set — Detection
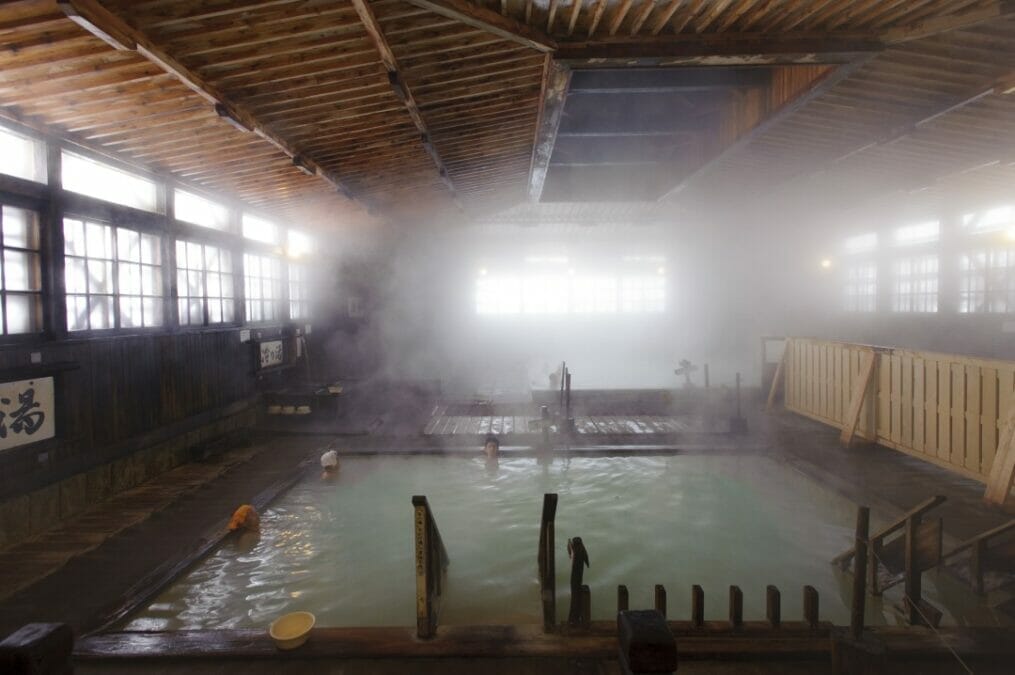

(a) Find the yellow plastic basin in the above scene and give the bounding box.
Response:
[268,611,315,650]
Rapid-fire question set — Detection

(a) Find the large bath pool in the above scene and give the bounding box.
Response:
[125,454,1005,630]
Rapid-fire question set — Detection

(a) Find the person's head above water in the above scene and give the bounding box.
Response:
[483,435,499,458]
[320,449,340,478]
[228,504,259,533]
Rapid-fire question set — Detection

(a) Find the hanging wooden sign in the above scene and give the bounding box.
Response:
[0,377,55,451]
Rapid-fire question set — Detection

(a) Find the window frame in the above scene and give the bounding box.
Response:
[174,235,240,329]
[0,201,45,338]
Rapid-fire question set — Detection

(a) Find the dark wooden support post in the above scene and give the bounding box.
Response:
[729,373,748,433]
[728,586,743,628]
[851,506,870,640]
[803,586,819,628]
[868,537,882,596]
[766,585,781,627]
[904,514,922,625]
[618,610,678,674]
[618,585,629,612]
[537,493,558,632]
[529,58,571,202]
[580,585,591,629]
[971,539,986,595]
[691,585,704,628]
[654,584,666,618]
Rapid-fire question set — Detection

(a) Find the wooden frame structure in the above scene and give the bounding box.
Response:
[412,495,450,639]
[779,338,1015,505]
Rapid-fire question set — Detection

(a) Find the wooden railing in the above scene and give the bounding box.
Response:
[537,493,558,632]
[412,495,449,639]
[776,338,1015,502]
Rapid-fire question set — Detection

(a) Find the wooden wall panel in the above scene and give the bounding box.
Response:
[782,337,1015,484]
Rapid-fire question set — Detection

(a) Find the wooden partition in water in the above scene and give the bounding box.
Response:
[779,338,1015,498]
[412,495,450,639]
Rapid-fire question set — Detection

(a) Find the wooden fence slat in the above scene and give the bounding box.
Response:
[901,354,913,448]
[890,355,902,444]
[925,360,938,457]
[878,354,892,439]
[840,350,877,447]
[951,364,966,469]
[938,362,952,462]
[913,358,925,454]
[965,365,982,474]
[982,368,999,473]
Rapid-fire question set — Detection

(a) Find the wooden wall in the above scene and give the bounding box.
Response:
[784,337,1015,483]
[0,328,263,502]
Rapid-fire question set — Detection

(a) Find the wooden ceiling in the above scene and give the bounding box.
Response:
[0,1,1013,229]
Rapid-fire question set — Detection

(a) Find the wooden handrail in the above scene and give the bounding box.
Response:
[538,493,558,632]
[412,495,450,639]
[832,496,946,567]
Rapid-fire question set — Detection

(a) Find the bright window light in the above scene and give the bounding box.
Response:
[62,152,158,212]
[893,221,939,246]
[959,249,1015,313]
[174,189,229,230]
[524,255,568,264]
[476,269,664,315]
[892,255,938,313]
[242,213,279,245]
[176,240,234,326]
[844,232,878,254]
[244,252,283,322]
[476,276,521,315]
[0,204,43,334]
[287,229,313,258]
[962,206,1013,234]
[0,125,44,183]
[844,262,877,312]
[620,276,665,313]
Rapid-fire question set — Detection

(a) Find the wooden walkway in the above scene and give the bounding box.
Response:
[422,414,692,437]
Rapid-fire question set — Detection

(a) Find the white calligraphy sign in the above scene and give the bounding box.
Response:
[259,340,285,369]
[0,377,55,451]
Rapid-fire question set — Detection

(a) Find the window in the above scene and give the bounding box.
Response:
[844,232,878,254]
[289,264,309,320]
[0,125,44,183]
[893,221,939,246]
[174,189,229,230]
[959,249,1015,313]
[242,213,278,245]
[620,276,665,313]
[64,218,163,330]
[844,262,877,312]
[963,206,1014,234]
[0,205,42,334]
[176,240,234,325]
[62,152,158,212]
[570,276,617,314]
[522,275,568,314]
[287,230,313,258]
[892,255,938,313]
[476,276,521,315]
[244,253,282,322]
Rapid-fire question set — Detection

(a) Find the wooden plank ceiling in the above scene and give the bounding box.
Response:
[1,0,1013,227]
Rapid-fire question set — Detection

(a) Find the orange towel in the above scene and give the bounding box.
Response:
[228,504,260,532]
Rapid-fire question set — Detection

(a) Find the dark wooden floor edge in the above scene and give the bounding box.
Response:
[84,456,316,637]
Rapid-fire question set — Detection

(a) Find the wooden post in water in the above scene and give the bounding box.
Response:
[904,514,922,625]
[654,585,666,618]
[728,586,743,628]
[617,585,629,612]
[580,585,591,629]
[766,585,781,627]
[691,585,704,628]
[851,506,870,640]
[803,586,819,628]
[537,493,558,632]
[412,495,449,640]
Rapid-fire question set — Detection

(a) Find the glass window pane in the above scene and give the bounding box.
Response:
[120,296,142,328]
[67,295,89,331]
[66,258,88,294]
[64,219,86,257]
[5,294,37,334]
[0,126,43,182]
[88,260,113,294]
[89,296,113,330]
[208,299,222,324]
[144,297,163,327]
[189,299,203,325]
[142,264,161,296]
[175,189,229,230]
[117,228,140,262]
[187,242,203,269]
[119,262,142,295]
[222,299,234,322]
[242,214,278,244]
[86,222,113,258]
[141,234,160,265]
[3,207,39,249]
[176,240,187,267]
[62,152,158,212]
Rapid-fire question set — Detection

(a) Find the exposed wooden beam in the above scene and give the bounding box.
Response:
[555,34,885,66]
[350,0,457,198]
[884,0,1015,43]
[56,0,358,200]
[658,57,872,201]
[566,0,583,36]
[401,0,557,52]
[528,57,570,202]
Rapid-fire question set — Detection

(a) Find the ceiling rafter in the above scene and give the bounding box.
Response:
[349,0,459,201]
[56,0,360,201]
